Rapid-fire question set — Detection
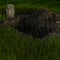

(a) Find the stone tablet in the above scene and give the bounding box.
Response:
[6,4,15,19]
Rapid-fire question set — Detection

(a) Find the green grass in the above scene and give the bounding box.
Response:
[0,0,60,14]
[0,25,60,60]
[0,0,60,20]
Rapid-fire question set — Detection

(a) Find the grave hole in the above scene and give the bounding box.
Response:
[6,10,59,38]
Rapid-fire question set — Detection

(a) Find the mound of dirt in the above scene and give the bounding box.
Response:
[5,9,60,38]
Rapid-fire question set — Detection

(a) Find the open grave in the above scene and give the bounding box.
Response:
[4,9,60,38]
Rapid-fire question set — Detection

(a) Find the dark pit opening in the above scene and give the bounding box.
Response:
[9,10,57,38]
[15,24,53,38]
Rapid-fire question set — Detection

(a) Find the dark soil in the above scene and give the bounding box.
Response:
[4,9,60,38]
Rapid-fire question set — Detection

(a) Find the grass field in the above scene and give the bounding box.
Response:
[0,0,60,14]
[0,25,60,60]
[0,0,60,20]
[0,0,60,60]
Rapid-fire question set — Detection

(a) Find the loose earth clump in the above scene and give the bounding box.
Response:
[4,9,60,38]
